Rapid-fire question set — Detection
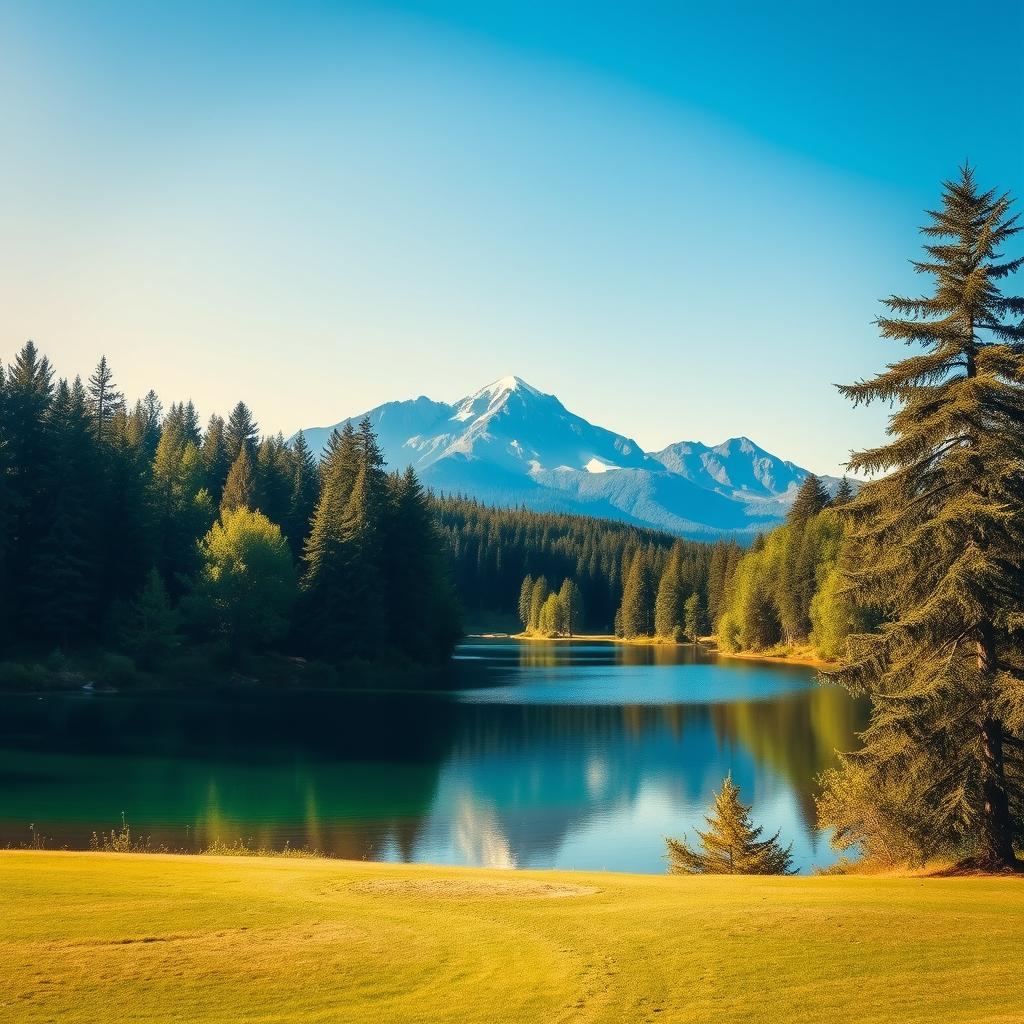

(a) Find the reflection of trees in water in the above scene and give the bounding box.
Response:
[0,680,866,863]
[439,688,866,863]
[0,691,459,858]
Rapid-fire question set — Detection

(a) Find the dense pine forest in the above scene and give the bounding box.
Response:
[435,497,743,636]
[0,342,460,686]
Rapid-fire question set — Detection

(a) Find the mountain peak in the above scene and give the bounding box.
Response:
[476,375,542,399]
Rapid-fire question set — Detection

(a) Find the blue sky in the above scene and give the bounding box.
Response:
[1,1,1021,473]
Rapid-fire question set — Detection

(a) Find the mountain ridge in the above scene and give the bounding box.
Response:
[295,376,842,540]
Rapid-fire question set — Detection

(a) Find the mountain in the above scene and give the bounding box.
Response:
[295,376,842,540]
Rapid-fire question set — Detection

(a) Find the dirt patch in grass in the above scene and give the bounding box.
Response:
[352,877,600,899]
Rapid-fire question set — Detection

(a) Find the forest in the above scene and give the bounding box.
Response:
[0,343,460,686]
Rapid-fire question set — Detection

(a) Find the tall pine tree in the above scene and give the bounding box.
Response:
[823,167,1024,870]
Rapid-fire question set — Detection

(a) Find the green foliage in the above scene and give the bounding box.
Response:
[618,550,655,638]
[823,166,1024,869]
[122,568,181,670]
[0,344,461,678]
[193,507,297,652]
[220,447,257,514]
[666,775,794,875]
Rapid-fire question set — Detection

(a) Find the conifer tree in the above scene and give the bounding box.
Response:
[224,401,259,465]
[518,574,534,631]
[832,477,853,505]
[200,414,230,505]
[529,576,549,632]
[286,431,319,558]
[822,167,1024,870]
[654,546,685,640]
[26,378,101,644]
[684,593,705,641]
[667,775,794,875]
[86,356,124,444]
[619,550,655,637]
[221,448,257,513]
[122,568,181,670]
[558,578,582,637]
[787,473,830,527]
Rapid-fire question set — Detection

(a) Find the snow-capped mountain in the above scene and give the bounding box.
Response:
[296,376,837,540]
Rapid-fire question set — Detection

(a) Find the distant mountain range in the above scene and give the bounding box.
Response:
[295,376,845,540]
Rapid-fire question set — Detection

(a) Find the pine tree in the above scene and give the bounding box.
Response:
[518,574,534,631]
[200,414,230,505]
[220,448,257,513]
[558,578,582,637]
[667,775,794,875]
[224,401,259,465]
[26,378,99,645]
[286,431,319,558]
[832,477,854,505]
[384,467,461,662]
[529,576,549,632]
[122,568,180,670]
[619,550,655,637]
[684,592,705,641]
[654,546,685,640]
[255,435,291,527]
[787,473,830,527]
[822,166,1024,870]
[86,356,124,444]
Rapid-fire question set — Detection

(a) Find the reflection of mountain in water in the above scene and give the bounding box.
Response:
[424,687,862,869]
[0,646,865,872]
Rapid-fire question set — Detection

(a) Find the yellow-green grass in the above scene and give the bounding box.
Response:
[1,852,1021,1023]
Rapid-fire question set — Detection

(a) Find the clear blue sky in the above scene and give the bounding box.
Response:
[1,0,1021,473]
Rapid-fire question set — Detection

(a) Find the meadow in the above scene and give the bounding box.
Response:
[2,851,1021,1023]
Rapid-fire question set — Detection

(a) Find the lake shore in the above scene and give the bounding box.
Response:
[3,850,1021,1024]
[476,632,838,669]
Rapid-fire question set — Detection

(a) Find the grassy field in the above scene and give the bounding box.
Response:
[1,852,1021,1023]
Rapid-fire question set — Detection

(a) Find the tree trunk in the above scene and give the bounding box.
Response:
[974,622,1019,871]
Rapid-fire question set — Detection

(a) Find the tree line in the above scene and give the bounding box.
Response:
[0,343,460,680]
[433,496,742,637]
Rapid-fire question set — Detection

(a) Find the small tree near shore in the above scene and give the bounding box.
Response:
[666,775,794,875]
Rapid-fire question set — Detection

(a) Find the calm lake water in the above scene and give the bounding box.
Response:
[0,640,863,873]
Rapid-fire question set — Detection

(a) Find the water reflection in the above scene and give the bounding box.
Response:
[0,640,864,872]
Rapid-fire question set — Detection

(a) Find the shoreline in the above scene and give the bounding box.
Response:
[470,632,839,668]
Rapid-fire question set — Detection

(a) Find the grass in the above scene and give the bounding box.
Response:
[2,852,1022,1023]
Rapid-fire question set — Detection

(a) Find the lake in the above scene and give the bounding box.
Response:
[0,639,863,873]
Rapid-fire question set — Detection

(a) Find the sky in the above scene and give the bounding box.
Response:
[1,1,1021,474]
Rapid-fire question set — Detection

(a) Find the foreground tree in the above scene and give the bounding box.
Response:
[821,166,1024,870]
[667,775,794,875]
[192,507,296,653]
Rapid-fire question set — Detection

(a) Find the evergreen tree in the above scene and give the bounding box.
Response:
[619,550,655,637]
[667,775,794,875]
[286,431,319,558]
[256,435,291,528]
[25,378,99,644]
[518,574,534,631]
[86,356,124,444]
[221,447,257,513]
[529,576,549,632]
[224,401,259,465]
[787,473,830,527]
[684,593,705,641]
[200,414,230,505]
[822,167,1024,870]
[654,546,685,639]
[832,477,854,505]
[122,568,181,670]
[558,578,582,637]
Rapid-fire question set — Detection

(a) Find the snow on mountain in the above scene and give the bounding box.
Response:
[294,376,836,540]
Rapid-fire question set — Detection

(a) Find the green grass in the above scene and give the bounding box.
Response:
[1,852,1021,1023]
